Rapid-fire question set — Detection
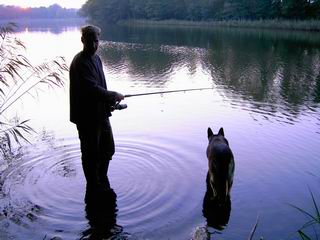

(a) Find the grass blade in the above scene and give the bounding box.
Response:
[309,189,320,222]
[248,215,259,240]
[298,230,312,240]
[289,203,316,221]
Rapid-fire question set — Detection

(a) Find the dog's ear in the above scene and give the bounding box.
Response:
[218,127,224,136]
[207,127,213,139]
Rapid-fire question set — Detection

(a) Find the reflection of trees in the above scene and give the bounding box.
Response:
[99,24,221,47]
[0,5,79,20]
[98,25,320,112]
[280,44,320,105]
[99,42,194,87]
[314,75,320,103]
[98,25,212,87]
[203,28,320,110]
[0,18,85,34]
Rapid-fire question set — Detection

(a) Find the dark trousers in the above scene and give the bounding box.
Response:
[77,119,115,189]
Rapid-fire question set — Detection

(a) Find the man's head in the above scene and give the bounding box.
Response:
[81,25,101,56]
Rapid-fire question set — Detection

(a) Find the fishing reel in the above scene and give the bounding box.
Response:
[111,101,127,111]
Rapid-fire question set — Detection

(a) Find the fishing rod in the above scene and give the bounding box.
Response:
[124,87,213,98]
[113,87,213,110]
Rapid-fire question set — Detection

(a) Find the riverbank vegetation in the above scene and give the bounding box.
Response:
[120,19,320,32]
[80,0,320,31]
[0,23,67,160]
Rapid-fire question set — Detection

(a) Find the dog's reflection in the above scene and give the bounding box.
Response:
[81,183,123,240]
[202,183,231,230]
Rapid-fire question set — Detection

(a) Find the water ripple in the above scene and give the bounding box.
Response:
[110,139,204,230]
[0,136,206,239]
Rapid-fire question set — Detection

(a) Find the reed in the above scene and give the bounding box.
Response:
[289,189,320,240]
[0,23,68,159]
[247,189,319,240]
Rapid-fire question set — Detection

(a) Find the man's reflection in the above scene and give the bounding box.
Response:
[81,180,123,240]
[202,183,231,230]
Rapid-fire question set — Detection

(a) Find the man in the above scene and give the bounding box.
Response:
[69,25,124,192]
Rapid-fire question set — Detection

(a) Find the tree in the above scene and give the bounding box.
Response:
[171,0,188,20]
[0,4,79,19]
[282,0,308,19]
[0,23,68,159]
[270,0,282,19]
[306,0,320,19]
[211,0,226,19]
[218,0,240,19]
[81,0,130,24]
[255,0,272,19]
[79,0,105,22]
[128,0,146,19]
[80,0,319,22]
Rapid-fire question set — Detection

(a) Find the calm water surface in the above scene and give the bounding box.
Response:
[0,21,320,240]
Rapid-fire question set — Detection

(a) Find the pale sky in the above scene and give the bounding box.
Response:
[0,0,87,8]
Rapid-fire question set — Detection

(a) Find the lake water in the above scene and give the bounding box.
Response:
[0,20,320,240]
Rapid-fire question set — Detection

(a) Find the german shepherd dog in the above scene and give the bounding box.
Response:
[206,127,235,202]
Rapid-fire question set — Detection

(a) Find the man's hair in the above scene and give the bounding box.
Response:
[81,25,101,39]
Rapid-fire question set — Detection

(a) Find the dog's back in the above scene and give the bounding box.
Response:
[206,127,234,201]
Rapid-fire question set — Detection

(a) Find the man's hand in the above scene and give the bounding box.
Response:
[115,92,124,101]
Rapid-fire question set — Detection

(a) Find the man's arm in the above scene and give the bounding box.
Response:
[78,60,123,103]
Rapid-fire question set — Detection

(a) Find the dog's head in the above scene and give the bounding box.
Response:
[206,127,233,202]
[207,127,228,146]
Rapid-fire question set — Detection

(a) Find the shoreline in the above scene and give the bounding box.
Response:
[119,19,320,32]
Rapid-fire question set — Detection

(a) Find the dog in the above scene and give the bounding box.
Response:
[206,127,235,202]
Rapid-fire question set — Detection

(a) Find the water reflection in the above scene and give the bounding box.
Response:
[0,132,83,240]
[0,18,85,34]
[99,42,181,84]
[203,30,320,110]
[99,25,320,117]
[81,184,126,240]
[0,136,23,169]
[0,135,206,240]
[202,188,231,231]
[100,24,320,49]
[0,22,320,240]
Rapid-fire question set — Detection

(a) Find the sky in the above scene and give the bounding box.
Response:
[0,0,87,8]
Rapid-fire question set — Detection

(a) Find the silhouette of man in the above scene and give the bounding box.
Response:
[69,25,124,192]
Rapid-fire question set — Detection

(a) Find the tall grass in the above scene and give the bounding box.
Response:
[289,189,320,240]
[0,23,68,160]
[247,189,319,240]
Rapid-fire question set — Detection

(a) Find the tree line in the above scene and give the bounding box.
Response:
[80,0,320,24]
[0,4,80,19]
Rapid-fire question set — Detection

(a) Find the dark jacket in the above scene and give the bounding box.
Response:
[69,51,117,125]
